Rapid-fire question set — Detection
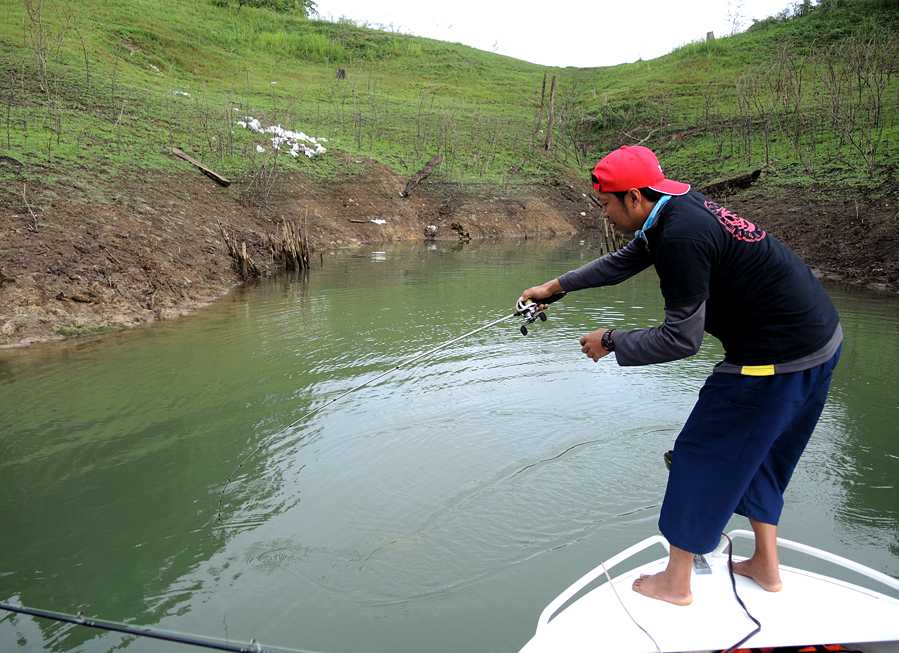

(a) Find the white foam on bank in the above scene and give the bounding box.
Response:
[235,116,328,159]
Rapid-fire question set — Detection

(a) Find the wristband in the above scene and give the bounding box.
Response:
[601,329,616,352]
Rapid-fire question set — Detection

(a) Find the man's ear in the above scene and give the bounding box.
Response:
[627,188,641,208]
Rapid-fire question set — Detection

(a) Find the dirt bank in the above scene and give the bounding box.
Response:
[724,186,899,292]
[2,159,896,349]
[0,159,597,348]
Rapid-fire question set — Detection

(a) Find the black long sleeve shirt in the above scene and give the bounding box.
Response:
[558,192,841,373]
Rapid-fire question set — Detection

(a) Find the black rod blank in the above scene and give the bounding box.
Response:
[0,601,312,653]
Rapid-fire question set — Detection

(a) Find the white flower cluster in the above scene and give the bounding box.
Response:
[236,116,327,159]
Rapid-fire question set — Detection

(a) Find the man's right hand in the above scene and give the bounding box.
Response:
[517,278,564,311]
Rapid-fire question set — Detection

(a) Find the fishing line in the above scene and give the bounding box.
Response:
[214,294,566,524]
[0,601,324,653]
[508,437,605,480]
[600,533,763,653]
[600,561,663,653]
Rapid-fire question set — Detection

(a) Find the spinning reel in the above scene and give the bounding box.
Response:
[515,292,566,335]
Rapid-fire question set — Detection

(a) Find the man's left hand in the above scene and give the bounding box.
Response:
[580,329,612,362]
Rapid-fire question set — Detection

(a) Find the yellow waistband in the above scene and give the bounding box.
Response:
[740,364,776,376]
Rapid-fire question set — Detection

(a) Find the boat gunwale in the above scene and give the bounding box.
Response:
[536,528,899,634]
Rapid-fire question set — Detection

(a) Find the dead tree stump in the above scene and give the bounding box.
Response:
[450,222,471,243]
[268,218,310,271]
[543,75,557,151]
[218,222,259,280]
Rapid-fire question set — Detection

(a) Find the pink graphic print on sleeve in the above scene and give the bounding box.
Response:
[704,200,767,243]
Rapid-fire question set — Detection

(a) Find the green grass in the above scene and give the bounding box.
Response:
[0,0,897,195]
[560,1,899,191]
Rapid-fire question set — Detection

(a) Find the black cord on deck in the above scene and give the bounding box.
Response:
[720,533,762,653]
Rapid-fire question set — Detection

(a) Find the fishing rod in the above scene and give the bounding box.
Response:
[214,292,567,523]
[0,601,322,653]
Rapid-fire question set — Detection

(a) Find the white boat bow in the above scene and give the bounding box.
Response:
[519,529,899,653]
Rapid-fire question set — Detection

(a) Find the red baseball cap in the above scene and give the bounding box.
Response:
[591,145,690,196]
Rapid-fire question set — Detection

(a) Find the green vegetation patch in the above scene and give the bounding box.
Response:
[0,0,896,196]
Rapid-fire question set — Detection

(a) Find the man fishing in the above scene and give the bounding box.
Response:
[518,145,842,606]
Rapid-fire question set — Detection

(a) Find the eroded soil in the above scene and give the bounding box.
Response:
[0,159,597,347]
[2,158,896,348]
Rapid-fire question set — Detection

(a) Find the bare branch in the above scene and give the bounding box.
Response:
[22,183,38,232]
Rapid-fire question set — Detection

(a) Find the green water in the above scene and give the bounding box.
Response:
[1,240,897,653]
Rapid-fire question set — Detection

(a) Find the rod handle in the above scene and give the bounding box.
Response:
[515,292,567,316]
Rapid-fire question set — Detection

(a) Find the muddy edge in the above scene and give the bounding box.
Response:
[1,162,896,348]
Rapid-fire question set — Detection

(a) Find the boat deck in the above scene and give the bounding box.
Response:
[520,530,899,653]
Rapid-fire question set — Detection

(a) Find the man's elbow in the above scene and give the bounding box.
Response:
[670,332,702,359]
[683,338,702,357]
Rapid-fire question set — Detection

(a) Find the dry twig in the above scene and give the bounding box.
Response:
[22,183,38,232]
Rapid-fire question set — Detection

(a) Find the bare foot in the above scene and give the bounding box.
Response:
[632,572,693,606]
[732,557,783,592]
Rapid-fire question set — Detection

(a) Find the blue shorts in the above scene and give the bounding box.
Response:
[658,346,841,554]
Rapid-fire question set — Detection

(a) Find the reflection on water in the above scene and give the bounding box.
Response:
[1,240,897,652]
[818,290,899,559]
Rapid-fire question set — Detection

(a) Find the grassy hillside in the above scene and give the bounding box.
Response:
[0,0,897,194]
[0,0,559,190]
[563,0,899,193]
